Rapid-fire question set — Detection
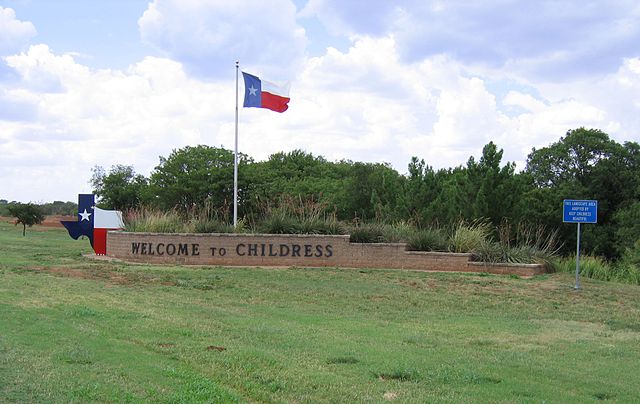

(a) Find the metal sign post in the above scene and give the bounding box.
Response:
[563,200,598,290]
[575,222,581,289]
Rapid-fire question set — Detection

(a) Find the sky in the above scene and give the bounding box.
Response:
[1,0,640,203]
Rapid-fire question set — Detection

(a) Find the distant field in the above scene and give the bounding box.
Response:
[1,222,640,402]
[0,215,75,228]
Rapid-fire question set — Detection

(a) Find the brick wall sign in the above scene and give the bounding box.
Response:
[106,232,547,276]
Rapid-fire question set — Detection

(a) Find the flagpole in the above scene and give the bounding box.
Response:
[233,61,239,227]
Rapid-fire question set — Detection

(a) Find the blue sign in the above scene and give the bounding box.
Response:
[563,200,598,224]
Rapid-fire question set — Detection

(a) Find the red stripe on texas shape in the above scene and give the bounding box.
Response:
[93,228,108,255]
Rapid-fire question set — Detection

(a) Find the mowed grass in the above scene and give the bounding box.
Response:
[1,222,640,402]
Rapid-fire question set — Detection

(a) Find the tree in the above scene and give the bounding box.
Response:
[91,165,150,211]
[525,128,640,258]
[526,128,619,188]
[7,203,45,236]
[245,150,350,219]
[252,150,345,199]
[464,142,519,225]
[613,202,640,258]
[340,162,404,221]
[0,199,9,216]
[149,145,252,217]
[406,142,521,227]
[39,201,77,216]
[399,157,451,226]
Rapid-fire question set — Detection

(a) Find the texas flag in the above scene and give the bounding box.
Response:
[61,194,124,255]
[242,72,290,113]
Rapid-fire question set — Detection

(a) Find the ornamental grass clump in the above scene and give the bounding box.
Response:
[450,220,492,253]
[473,240,509,263]
[452,219,561,265]
[125,207,188,233]
[495,221,562,266]
[381,221,415,243]
[474,242,550,264]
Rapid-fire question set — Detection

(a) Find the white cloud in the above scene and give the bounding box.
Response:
[288,35,636,172]
[138,0,307,79]
[503,91,547,113]
[0,7,36,56]
[4,44,86,92]
[301,0,640,81]
[237,35,618,172]
[300,0,401,37]
[2,10,640,203]
[534,57,640,145]
[0,45,237,202]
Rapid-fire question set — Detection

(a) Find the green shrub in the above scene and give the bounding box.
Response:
[253,196,347,235]
[257,212,300,234]
[193,218,235,234]
[297,218,347,235]
[256,215,347,235]
[407,228,449,251]
[616,240,640,284]
[613,263,640,285]
[321,219,348,235]
[125,203,239,234]
[349,223,387,243]
[295,218,321,234]
[620,239,640,267]
[348,222,421,244]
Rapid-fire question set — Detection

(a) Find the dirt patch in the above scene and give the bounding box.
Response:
[33,266,139,286]
[1,215,76,228]
[37,266,96,280]
[400,279,438,289]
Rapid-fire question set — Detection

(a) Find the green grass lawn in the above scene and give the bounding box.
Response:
[1,222,639,403]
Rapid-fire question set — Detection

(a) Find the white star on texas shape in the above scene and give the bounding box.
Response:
[79,209,92,221]
[248,85,258,96]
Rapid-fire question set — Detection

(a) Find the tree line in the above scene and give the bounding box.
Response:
[0,200,77,217]
[91,128,640,261]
